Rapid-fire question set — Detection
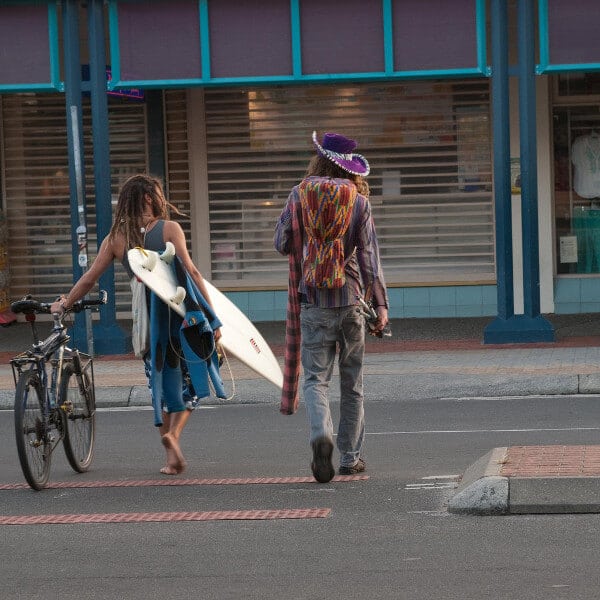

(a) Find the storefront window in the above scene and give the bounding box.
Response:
[553,103,600,274]
[556,73,600,98]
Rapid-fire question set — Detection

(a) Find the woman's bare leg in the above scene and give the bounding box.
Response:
[160,409,190,474]
[159,412,178,474]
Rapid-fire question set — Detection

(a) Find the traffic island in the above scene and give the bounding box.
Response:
[448,445,600,515]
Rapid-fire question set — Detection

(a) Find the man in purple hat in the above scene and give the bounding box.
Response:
[274,131,389,483]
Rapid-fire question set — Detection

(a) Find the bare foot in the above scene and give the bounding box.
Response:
[161,432,187,474]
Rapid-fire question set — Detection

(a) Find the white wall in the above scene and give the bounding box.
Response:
[536,76,555,313]
[508,75,555,315]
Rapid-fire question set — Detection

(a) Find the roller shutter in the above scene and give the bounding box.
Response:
[204,80,494,287]
[1,93,150,314]
[163,89,192,253]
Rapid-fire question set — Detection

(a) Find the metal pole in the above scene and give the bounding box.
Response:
[63,0,93,354]
[88,0,115,319]
[69,106,94,356]
[87,0,128,354]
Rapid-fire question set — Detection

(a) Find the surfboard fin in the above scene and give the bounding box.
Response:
[170,286,186,307]
[160,241,177,264]
[141,250,158,271]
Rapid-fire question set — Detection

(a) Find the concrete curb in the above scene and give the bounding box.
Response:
[447,447,509,515]
[3,373,600,410]
[508,477,600,514]
[0,383,284,410]
[448,446,600,515]
[382,373,583,401]
[0,386,154,411]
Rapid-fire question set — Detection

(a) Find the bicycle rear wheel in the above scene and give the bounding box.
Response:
[60,362,95,472]
[14,370,51,490]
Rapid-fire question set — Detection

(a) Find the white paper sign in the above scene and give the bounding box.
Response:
[559,236,578,264]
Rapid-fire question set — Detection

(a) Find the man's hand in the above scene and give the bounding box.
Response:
[374,306,389,333]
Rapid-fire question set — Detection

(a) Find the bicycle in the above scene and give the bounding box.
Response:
[9,291,107,490]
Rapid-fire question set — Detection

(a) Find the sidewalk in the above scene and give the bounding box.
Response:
[4,314,600,514]
[4,313,600,408]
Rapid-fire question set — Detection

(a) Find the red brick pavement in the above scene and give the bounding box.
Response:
[500,445,600,478]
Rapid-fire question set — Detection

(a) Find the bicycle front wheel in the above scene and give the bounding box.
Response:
[60,362,95,472]
[14,370,51,490]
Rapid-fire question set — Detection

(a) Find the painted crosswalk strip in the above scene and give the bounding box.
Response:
[0,474,368,491]
[0,508,331,526]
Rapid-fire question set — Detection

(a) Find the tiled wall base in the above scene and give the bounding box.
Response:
[554,277,600,314]
[226,285,499,322]
[223,278,600,322]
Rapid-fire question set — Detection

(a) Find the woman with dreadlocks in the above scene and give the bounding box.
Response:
[51,174,221,475]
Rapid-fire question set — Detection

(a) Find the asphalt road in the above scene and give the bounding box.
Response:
[2,395,600,600]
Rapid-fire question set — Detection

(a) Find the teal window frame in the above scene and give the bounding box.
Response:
[0,0,62,93]
[108,0,489,90]
[537,0,600,74]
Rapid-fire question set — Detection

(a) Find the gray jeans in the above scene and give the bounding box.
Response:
[300,304,365,467]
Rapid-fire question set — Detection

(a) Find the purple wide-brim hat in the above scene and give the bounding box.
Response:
[312,130,370,176]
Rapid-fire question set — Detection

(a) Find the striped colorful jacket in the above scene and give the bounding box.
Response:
[274,176,388,414]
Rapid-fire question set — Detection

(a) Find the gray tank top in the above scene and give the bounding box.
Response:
[121,220,166,278]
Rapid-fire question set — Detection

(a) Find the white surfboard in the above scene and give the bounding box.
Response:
[128,243,283,390]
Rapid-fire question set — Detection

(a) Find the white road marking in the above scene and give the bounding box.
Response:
[368,426,600,435]
[405,475,460,491]
[406,511,450,517]
[96,406,216,412]
[442,395,600,401]
[405,482,458,490]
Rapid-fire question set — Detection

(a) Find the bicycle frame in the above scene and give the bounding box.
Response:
[11,318,94,409]
[9,314,74,455]
[10,291,106,489]
[11,313,68,401]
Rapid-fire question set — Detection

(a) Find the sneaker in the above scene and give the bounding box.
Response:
[311,436,335,483]
[339,458,366,475]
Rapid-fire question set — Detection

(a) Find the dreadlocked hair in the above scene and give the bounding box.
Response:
[108,174,187,249]
[305,154,370,197]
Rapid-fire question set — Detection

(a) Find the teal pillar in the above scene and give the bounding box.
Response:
[88,0,129,354]
[484,0,554,343]
[515,0,553,341]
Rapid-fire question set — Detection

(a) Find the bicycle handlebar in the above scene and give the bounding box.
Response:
[10,291,108,316]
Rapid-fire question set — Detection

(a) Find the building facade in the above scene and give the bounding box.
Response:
[0,0,598,351]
